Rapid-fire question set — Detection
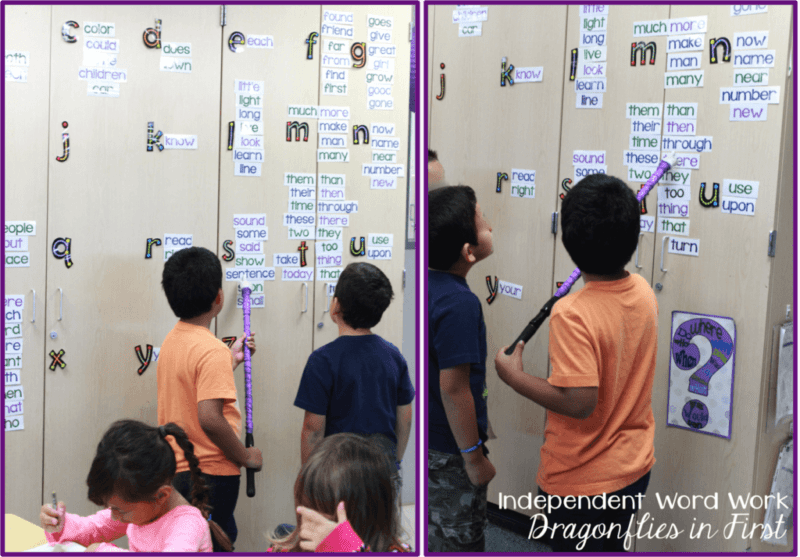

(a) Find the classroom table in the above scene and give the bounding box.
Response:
[4,514,48,552]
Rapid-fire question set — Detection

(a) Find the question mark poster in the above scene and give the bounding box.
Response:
[667,311,736,439]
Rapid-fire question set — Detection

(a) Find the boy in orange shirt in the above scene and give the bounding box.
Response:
[158,247,263,551]
[495,175,657,552]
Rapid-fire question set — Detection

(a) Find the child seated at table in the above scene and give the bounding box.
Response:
[40,420,230,552]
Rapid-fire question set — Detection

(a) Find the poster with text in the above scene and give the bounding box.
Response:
[667,311,736,439]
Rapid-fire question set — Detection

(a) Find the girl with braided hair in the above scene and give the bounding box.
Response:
[39,420,231,552]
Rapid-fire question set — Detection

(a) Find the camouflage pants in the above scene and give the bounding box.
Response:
[427,449,488,552]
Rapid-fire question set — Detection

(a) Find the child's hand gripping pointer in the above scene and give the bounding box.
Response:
[230,333,256,370]
[297,502,348,551]
[40,501,66,534]
[495,341,525,385]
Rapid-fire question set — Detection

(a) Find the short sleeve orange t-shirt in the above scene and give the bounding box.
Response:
[157,321,242,476]
[538,272,658,496]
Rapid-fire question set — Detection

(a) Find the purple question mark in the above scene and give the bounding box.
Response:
[672,317,734,396]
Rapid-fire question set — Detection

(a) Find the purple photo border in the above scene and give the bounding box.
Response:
[0,0,428,553]
[665,310,736,441]
[0,0,5,536]
[6,0,800,553]
[413,4,430,553]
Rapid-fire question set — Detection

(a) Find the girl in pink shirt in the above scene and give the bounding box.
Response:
[39,420,231,552]
[268,434,411,552]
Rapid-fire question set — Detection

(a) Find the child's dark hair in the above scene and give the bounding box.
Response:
[86,420,232,551]
[428,185,478,271]
[268,433,401,552]
[428,149,438,162]
[161,247,222,319]
[333,262,393,329]
[560,174,640,275]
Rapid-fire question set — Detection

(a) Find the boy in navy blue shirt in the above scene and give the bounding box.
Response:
[294,262,415,469]
[428,185,496,552]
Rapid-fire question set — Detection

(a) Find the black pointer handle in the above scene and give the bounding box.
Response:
[245,432,255,497]
[504,296,560,355]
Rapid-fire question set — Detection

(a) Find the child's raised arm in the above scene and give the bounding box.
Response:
[494,342,598,419]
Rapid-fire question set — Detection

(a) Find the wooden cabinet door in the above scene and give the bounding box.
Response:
[749,63,794,555]
[215,5,320,551]
[42,5,222,522]
[638,5,793,552]
[553,5,670,302]
[427,4,567,506]
[312,4,413,351]
[3,4,51,526]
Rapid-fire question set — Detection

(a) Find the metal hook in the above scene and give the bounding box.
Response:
[323,289,332,313]
[635,232,644,269]
[58,288,63,321]
[301,283,308,313]
[660,236,670,273]
[30,289,36,323]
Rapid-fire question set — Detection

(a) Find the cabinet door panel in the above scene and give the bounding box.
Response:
[312,4,413,352]
[215,5,320,552]
[638,5,793,553]
[3,4,51,527]
[428,4,567,506]
[554,5,670,300]
[43,5,222,522]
